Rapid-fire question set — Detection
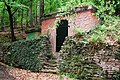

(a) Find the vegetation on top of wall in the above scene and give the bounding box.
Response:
[58,0,120,16]
[88,20,120,43]
[59,36,108,79]
[59,33,120,79]
[57,1,120,42]
[4,35,53,72]
[114,49,120,60]
[59,13,120,79]
[112,71,120,80]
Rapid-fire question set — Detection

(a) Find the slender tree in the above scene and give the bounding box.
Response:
[1,6,5,31]
[21,9,24,31]
[26,9,29,29]
[30,0,33,27]
[3,0,18,41]
[35,0,38,26]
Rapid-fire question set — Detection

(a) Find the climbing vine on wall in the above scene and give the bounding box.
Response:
[4,35,53,72]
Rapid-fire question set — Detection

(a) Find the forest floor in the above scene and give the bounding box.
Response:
[0,29,27,44]
[0,30,72,80]
[0,62,69,80]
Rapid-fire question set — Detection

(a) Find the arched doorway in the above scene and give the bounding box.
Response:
[56,20,68,52]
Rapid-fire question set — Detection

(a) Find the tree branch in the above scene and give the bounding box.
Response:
[3,0,11,14]
[12,8,18,16]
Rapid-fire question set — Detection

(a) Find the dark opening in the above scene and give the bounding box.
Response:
[56,20,68,52]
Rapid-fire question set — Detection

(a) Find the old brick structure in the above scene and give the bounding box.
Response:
[41,5,100,52]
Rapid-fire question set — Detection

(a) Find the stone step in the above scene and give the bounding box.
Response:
[43,65,58,70]
[43,62,58,67]
[40,69,58,73]
[47,60,58,64]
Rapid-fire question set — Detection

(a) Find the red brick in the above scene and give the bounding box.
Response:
[41,10,100,52]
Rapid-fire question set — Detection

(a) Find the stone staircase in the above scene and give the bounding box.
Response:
[41,52,61,73]
[0,53,61,79]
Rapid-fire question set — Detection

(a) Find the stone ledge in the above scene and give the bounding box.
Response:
[42,5,97,20]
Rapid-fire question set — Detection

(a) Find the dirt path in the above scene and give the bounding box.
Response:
[0,62,69,80]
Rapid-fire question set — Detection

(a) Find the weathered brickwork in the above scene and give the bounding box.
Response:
[42,18,56,34]
[94,49,120,77]
[67,10,100,36]
[41,9,100,52]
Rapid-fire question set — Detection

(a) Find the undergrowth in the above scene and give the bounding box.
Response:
[4,35,53,72]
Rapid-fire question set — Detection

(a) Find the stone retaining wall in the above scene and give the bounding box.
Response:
[94,48,120,78]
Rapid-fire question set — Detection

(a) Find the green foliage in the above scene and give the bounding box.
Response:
[88,25,106,42]
[44,0,62,14]
[57,0,120,43]
[0,0,120,35]
[90,34,102,42]
[59,37,106,79]
[59,34,120,79]
[59,28,120,79]
[72,19,120,43]
[74,27,85,36]
[59,73,77,80]
[114,49,120,60]
[4,35,53,72]
[112,71,120,80]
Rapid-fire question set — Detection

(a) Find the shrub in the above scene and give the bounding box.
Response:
[4,35,53,72]
[112,71,120,80]
[114,49,120,60]
[0,44,10,62]
[59,36,106,80]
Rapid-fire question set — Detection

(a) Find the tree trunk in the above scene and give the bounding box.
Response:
[3,0,17,42]
[35,2,38,26]
[1,8,5,31]
[17,10,20,28]
[26,9,29,30]
[81,0,82,3]
[8,7,16,41]
[21,10,24,31]
[13,17,15,29]
[50,0,52,12]
[40,0,44,32]
[30,0,33,27]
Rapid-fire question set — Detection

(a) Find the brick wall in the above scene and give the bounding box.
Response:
[67,10,100,36]
[42,18,56,52]
[41,10,100,52]
[41,18,56,34]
